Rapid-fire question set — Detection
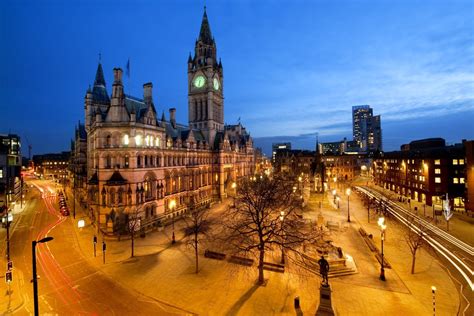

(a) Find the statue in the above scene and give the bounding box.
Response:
[318,256,330,286]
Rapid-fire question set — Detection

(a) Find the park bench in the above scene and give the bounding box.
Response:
[228,255,254,266]
[262,262,285,273]
[204,250,226,260]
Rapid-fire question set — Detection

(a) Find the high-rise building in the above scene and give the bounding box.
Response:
[0,134,22,208]
[352,105,382,152]
[82,8,254,234]
[272,143,291,162]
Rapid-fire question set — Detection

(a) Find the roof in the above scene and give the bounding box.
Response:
[107,170,128,185]
[198,7,214,45]
[125,94,148,120]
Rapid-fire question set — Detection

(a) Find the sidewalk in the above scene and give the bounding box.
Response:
[0,197,29,315]
[367,184,474,246]
[62,188,460,315]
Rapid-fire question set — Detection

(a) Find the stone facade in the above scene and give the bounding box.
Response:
[83,9,254,234]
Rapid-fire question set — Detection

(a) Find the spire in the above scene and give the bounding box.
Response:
[188,52,193,63]
[198,6,213,45]
[94,62,106,87]
[161,111,166,122]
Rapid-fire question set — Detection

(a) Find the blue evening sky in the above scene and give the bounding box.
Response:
[1,0,473,156]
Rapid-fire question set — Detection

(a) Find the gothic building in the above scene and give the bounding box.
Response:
[82,9,254,234]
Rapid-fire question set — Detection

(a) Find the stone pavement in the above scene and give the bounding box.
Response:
[61,186,460,315]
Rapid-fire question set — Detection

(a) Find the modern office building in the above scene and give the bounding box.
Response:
[352,105,382,152]
[272,142,291,162]
[82,8,254,234]
[0,134,22,208]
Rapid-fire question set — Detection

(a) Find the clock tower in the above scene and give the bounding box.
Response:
[188,7,224,148]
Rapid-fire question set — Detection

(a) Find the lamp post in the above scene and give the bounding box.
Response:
[346,188,351,222]
[32,236,54,316]
[336,196,340,209]
[431,285,436,316]
[169,199,176,244]
[332,189,336,204]
[279,211,285,264]
[5,207,13,262]
[378,217,386,281]
[231,182,237,207]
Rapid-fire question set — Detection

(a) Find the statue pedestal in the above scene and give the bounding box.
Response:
[316,284,335,316]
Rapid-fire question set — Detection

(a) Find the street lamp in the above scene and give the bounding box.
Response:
[346,188,351,222]
[431,285,436,316]
[279,211,285,264]
[336,196,340,209]
[169,199,176,244]
[378,217,386,281]
[231,182,237,207]
[332,189,337,204]
[32,236,54,316]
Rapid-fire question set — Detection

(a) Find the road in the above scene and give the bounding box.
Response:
[356,185,473,316]
[5,178,186,315]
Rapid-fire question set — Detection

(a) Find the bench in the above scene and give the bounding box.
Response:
[375,253,391,269]
[204,250,226,260]
[228,255,254,266]
[359,227,367,237]
[262,262,285,273]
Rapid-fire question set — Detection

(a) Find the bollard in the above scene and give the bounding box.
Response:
[294,296,300,309]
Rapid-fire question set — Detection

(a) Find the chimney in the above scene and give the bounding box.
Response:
[143,82,153,103]
[112,68,123,99]
[169,108,176,128]
[113,68,123,82]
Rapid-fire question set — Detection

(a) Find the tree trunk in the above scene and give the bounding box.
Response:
[194,232,199,274]
[411,252,416,274]
[258,248,265,285]
[131,231,134,258]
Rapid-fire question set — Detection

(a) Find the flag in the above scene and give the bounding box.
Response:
[126,58,130,78]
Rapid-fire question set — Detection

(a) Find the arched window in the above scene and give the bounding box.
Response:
[106,156,111,169]
[137,155,142,168]
[124,155,129,168]
[123,134,129,146]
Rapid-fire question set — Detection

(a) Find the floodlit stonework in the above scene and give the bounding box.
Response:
[83,9,254,234]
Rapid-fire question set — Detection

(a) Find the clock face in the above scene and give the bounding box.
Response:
[193,75,206,88]
[213,78,220,90]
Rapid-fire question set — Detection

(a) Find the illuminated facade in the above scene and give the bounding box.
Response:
[33,152,70,181]
[352,105,382,152]
[83,9,254,234]
[372,138,471,211]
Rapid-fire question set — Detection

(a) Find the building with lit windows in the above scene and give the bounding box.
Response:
[82,8,254,234]
[272,143,291,162]
[372,138,472,212]
[33,152,70,182]
[0,134,22,208]
[352,105,382,152]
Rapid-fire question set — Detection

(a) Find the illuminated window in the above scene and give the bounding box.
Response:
[155,138,160,147]
[135,135,142,146]
[452,159,458,165]
[453,178,459,184]
[145,135,150,146]
[150,136,154,147]
[460,178,465,184]
[123,134,129,146]
[435,177,441,184]
[435,168,441,174]
[459,159,465,165]
[0,169,2,178]
[434,159,440,165]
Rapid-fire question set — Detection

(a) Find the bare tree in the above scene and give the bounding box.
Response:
[183,203,212,273]
[405,216,430,274]
[361,193,377,223]
[222,175,317,285]
[128,207,142,258]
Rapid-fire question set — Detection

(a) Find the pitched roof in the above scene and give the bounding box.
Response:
[107,170,128,185]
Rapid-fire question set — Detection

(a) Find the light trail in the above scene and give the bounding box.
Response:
[356,186,474,291]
